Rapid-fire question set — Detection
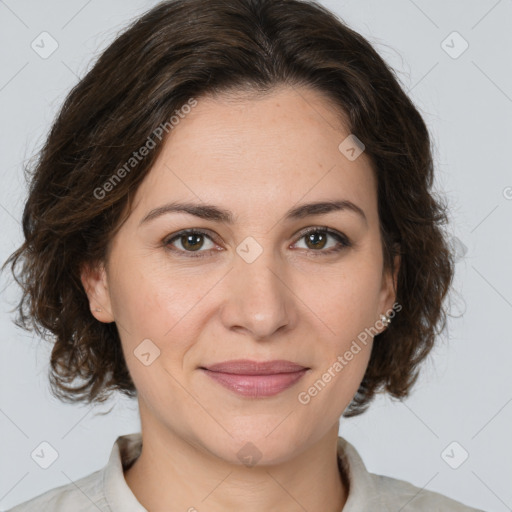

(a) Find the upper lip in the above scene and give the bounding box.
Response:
[201,359,308,375]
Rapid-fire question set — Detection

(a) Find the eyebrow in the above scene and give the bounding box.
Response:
[139,199,367,226]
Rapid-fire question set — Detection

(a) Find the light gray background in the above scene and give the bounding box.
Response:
[1,1,511,510]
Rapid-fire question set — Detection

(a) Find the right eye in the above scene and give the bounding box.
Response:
[163,229,220,258]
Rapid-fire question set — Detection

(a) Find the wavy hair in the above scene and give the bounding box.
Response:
[2,0,455,417]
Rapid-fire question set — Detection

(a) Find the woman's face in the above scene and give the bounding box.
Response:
[83,85,398,464]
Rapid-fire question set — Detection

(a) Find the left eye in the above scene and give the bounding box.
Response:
[293,228,349,254]
[163,227,350,258]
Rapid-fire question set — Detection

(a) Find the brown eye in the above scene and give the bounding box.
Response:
[164,229,216,257]
[163,227,350,259]
[304,231,328,250]
[293,227,351,255]
[179,233,205,251]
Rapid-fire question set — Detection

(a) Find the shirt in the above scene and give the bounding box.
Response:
[7,432,484,511]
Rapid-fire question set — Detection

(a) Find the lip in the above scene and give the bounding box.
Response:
[199,360,309,398]
[202,359,308,375]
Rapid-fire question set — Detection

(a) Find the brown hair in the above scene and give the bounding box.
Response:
[2,0,455,417]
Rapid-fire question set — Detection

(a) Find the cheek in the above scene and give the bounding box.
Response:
[106,260,207,391]
[109,264,203,409]
[298,256,384,343]
[296,335,373,425]
[108,252,204,337]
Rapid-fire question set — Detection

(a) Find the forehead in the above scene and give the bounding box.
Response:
[131,86,378,225]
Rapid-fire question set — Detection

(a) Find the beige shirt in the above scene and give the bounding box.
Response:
[8,433,484,511]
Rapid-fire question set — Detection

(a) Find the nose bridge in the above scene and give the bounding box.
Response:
[221,238,294,339]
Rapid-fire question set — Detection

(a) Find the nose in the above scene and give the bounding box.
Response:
[219,245,297,340]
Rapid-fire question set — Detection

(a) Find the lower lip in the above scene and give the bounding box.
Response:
[201,368,308,398]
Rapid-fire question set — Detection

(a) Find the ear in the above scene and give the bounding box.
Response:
[376,252,400,333]
[80,260,115,323]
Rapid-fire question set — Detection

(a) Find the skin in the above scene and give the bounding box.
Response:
[81,85,399,512]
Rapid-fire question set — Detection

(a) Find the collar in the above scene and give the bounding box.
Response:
[336,436,381,510]
[102,433,147,511]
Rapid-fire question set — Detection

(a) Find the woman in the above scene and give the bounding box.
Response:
[3,0,484,510]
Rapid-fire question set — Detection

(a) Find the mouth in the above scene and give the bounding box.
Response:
[199,359,309,398]
[200,359,308,375]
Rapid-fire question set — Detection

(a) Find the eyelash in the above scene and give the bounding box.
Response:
[163,227,351,259]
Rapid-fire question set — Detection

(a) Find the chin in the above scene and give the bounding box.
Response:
[203,428,306,468]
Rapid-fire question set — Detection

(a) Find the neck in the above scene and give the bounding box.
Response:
[124,413,347,512]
